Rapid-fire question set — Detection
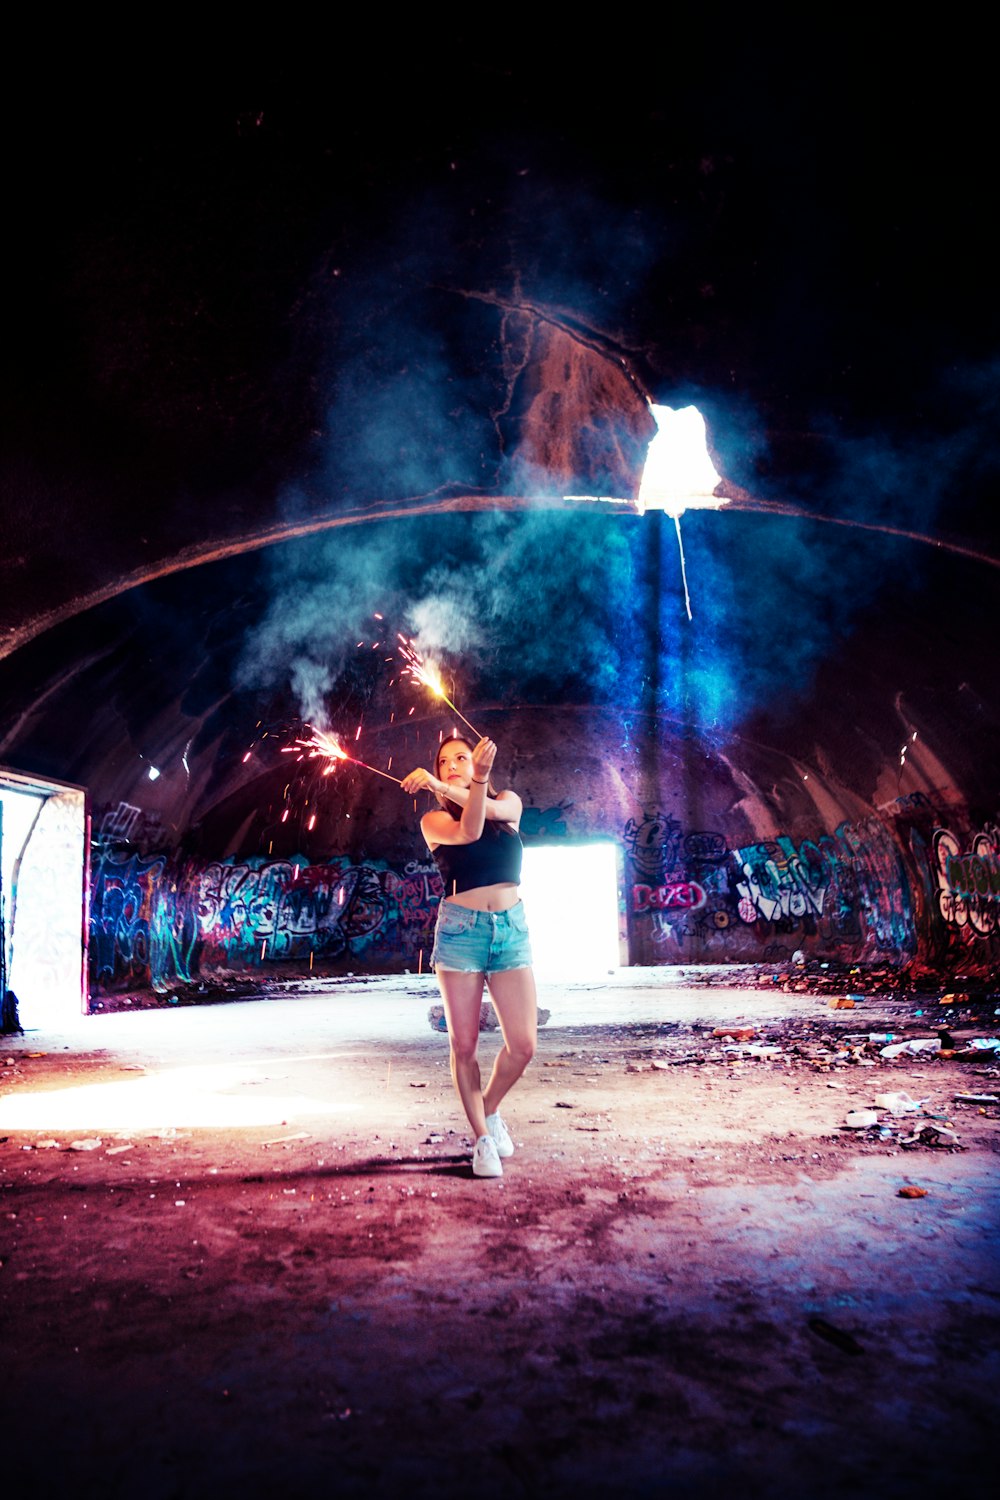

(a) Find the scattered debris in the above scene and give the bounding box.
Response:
[898,1123,963,1150]
[844,1110,879,1129]
[873,1091,926,1113]
[880,1038,942,1058]
[897,1186,928,1199]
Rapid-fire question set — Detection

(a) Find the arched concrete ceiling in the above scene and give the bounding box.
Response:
[2,38,998,843]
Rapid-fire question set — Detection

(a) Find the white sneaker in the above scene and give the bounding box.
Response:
[472,1134,503,1178]
[485,1111,514,1158]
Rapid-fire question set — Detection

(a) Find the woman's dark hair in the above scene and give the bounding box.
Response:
[435,736,498,821]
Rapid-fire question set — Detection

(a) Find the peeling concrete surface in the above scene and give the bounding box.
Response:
[2,975,998,1498]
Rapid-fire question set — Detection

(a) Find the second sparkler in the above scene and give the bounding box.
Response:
[282,727,402,784]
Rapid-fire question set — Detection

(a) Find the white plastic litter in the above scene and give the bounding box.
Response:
[844,1110,879,1129]
[880,1038,941,1058]
[873,1091,926,1113]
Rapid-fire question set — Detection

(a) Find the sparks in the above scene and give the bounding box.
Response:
[397,639,481,738]
[282,726,402,784]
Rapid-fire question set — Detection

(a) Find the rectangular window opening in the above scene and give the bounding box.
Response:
[519,840,625,982]
[1,768,88,1031]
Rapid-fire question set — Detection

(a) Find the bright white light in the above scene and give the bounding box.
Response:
[147,765,161,781]
[636,404,724,517]
[0,1058,355,1132]
[519,842,621,981]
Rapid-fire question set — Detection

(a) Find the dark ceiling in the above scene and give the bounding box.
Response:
[1,31,997,838]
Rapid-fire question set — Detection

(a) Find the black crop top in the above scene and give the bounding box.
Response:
[431,825,523,894]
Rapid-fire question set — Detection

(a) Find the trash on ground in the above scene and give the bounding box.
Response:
[880,1038,942,1058]
[953,1093,999,1105]
[844,1110,879,1129]
[873,1091,926,1113]
[68,1138,103,1151]
[898,1123,963,1150]
[898,1185,929,1198]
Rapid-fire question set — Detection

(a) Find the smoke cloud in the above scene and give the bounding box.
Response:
[235,168,996,740]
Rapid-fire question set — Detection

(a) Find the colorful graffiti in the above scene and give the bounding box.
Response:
[91,850,167,986]
[931,824,1000,939]
[733,837,830,926]
[623,812,682,882]
[623,809,917,960]
[732,821,914,953]
[91,848,445,993]
[631,881,706,914]
[520,804,571,838]
[625,812,732,952]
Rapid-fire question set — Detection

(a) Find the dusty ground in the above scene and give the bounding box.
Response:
[1,968,998,1499]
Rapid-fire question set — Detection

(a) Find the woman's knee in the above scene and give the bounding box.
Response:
[507,1033,536,1070]
[449,1033,480,1068]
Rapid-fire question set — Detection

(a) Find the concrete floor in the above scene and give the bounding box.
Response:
[1,971,998,1498]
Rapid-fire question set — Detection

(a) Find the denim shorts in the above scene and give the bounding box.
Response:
[430,900,533,975]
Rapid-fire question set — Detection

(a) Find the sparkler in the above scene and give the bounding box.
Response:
[282,726,401,784]
[397,637,481,739]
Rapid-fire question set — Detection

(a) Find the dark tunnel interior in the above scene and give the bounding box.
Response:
[2,36,998,1019]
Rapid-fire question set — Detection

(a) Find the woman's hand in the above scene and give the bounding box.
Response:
[470,737,497,784]
[400,766,437,795]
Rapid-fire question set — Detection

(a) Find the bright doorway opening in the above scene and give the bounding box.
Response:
[519,841,623,982]
[1,769,88,1031]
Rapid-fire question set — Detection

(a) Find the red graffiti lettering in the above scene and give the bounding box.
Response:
[632,882,706,914]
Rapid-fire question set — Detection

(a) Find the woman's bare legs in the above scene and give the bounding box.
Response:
[435,967,489,1138]
[482,966,537,1118]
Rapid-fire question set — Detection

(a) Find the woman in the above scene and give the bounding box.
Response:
[401,735,536,1178]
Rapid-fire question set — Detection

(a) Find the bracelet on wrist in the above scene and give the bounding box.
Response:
[472,777,489,784]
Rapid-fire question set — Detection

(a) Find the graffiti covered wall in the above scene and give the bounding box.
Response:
[89,774,995,996]
[91,846,444,994]
[622,799,999,973]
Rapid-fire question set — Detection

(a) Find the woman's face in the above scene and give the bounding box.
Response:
[436,738,474,789]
